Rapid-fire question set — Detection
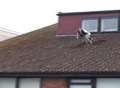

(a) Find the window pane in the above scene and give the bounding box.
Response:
[82,19,98,32]
[70,85,91,88]
[0,78,16,88]
[70,79,91,83]
[101,18,118,32]
[19,78,40,88]
[97,78,120,88]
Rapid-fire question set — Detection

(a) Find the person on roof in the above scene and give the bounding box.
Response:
[76,28,93,44]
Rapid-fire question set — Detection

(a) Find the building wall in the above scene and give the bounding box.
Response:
[42,78,67,88]
[1,77,120,88]
[42,78,120,88]
[56,12,120,36]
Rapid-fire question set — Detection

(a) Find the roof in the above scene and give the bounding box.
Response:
[57,10,120,16]
[0,24,120,76]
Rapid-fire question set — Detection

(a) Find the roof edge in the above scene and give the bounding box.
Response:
[1,72,120,77]
[57,10,120,16]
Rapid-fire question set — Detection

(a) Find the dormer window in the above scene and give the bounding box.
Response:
[81,17,118,32]
[82,19,98,32]
[101,17,118,32]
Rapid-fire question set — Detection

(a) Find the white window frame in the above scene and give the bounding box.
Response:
[97,78,120,88]
[19,78,41,88]
[101,17,118,32]
[69,79,94,88]
[0,78,41,88]
[81,18,98,32]
[0,78,16,88]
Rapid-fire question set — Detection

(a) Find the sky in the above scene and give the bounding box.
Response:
[0,0,120,34]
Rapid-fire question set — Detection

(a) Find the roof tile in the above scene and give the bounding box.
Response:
[0,24,119,73]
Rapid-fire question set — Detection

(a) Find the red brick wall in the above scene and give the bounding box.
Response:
[42,78,67,88]
[56,12,120,36]
[57,16,80,36]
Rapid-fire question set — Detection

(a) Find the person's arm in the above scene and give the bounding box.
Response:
[76,31,79,39]
[83,29,91,35]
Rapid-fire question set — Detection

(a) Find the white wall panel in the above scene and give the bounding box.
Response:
[0,78,16,88]
[97,78,120,88]
[70,85,91,88]
[19,78,40,88]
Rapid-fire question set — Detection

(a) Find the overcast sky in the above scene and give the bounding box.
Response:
[0,0,120,34]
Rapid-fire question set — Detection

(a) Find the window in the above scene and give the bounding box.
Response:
[0,78,16,88]
[82,19,98,32]
[70,85,91,88]
[0,78,41,88]
[101,17,118,32]
[70,79,91,83]
[69,79,94,88]
[19,78,40,88]
[97,78,120,88]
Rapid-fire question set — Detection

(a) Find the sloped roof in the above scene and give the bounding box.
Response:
[0,24,120,75]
